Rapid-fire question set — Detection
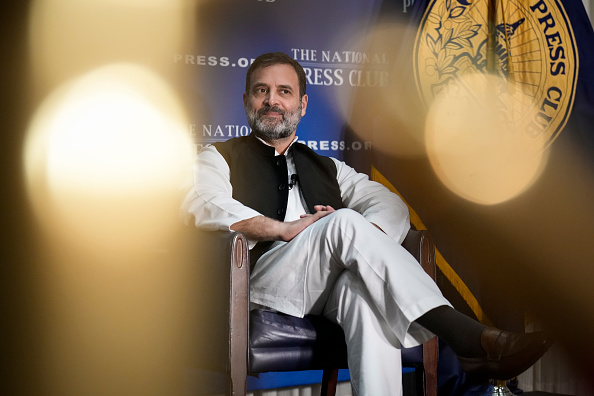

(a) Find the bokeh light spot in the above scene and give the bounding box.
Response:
[425,73,548,205]
[24,63,192,250]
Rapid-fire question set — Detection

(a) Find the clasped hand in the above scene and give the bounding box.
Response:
[230,205,336,243]
[280,205,336,241]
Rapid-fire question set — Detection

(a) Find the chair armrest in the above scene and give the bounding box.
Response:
[181,229,249,394]
[402,229,437,281]
[403,228,438,396]
[222,231,250,395]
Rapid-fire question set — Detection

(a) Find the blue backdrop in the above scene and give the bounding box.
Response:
[178,0,594,392]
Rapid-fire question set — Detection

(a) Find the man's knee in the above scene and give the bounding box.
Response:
[328,208,368,227]
[320,208,379,248]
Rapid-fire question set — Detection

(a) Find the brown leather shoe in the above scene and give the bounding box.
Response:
[457,327,553,380]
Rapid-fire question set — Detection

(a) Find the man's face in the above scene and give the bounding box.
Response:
[244,64,308,142]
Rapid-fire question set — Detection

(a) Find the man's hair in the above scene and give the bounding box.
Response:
[245,52,307,98]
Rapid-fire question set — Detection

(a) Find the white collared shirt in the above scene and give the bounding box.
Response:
[181,137,410,248]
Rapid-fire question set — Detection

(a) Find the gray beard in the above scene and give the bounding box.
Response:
[245,103,302,141]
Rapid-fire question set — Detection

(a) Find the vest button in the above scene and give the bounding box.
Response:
[277,209,285,215]
[278,183,286,190]
[276,159,283,166]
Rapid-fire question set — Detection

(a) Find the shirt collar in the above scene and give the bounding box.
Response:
[254,135,299,156]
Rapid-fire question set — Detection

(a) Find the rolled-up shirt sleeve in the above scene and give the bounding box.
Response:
[331,157,410,244]
[180,145,262,233]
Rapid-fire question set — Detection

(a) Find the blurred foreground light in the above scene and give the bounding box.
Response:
[336,20,428,158]
[29,0,195,94]
[425,73,548,205]
[24,63,192,251]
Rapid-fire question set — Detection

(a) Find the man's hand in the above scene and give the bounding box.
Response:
[300,205,336,219]
[231,205,336,242]
[280,205,335,241]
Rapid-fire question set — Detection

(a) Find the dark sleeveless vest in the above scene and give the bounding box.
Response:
[213,134,344,263]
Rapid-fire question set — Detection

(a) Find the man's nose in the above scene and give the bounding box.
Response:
[264,91,280,107]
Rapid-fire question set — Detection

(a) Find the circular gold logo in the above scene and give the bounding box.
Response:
[414,0,578,150]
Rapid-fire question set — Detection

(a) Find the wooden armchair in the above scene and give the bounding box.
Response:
[187,227,439,396]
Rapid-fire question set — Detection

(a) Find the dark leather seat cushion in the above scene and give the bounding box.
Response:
[249,309,424,373]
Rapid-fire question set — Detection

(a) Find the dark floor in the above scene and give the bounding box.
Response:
[523,392,573,396]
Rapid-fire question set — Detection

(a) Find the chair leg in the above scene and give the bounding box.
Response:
[422,337,438,396]
[321,368,339,396]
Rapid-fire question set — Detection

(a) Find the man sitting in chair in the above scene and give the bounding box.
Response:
[181,52,551,395]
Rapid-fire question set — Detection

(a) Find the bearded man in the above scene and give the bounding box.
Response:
[181,52,551,395]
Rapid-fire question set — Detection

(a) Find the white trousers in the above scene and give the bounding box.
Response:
[250,209,451,395]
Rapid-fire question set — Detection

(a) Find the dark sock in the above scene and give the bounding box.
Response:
[415,305,487,358]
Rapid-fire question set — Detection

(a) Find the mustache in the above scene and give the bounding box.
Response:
[257,106,285,117]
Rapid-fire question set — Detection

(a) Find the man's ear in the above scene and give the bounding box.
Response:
[301,94,308,116]
[243,92,248,108]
